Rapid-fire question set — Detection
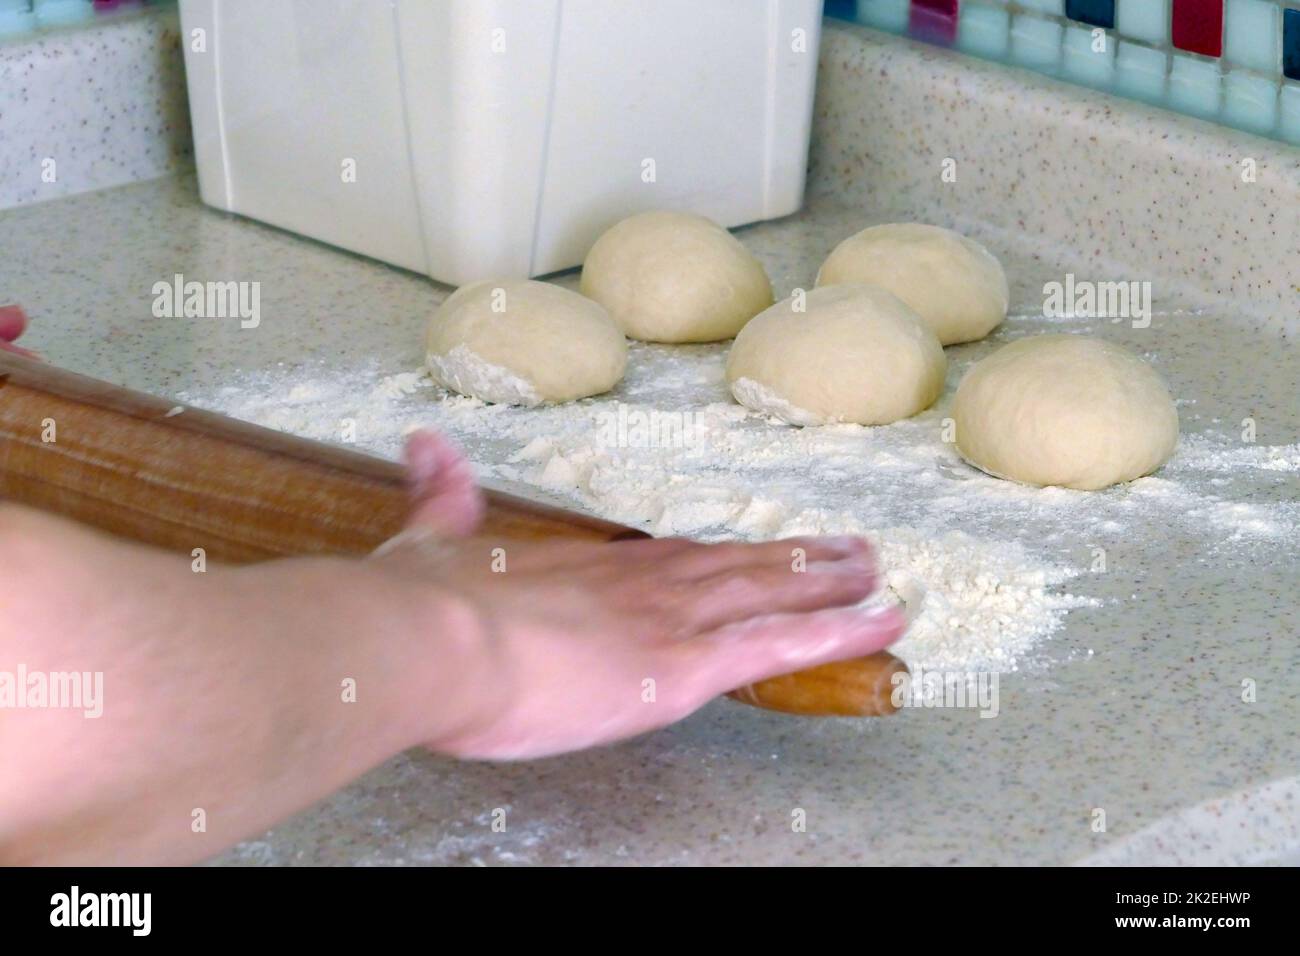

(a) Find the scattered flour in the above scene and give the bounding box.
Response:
[1173,434,1300,474]
[875,530,1091,673]
[180,342,1296,676]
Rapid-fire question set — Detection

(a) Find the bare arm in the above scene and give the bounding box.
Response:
[0,433,904,864]
[0,503,468,863]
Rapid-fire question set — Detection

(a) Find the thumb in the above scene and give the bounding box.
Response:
[0,304,38,358]
[402,429,485,538]
[688,603,909,701]
[0,305,27,341]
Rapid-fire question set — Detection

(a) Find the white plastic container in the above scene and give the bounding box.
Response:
[178,0,822,286]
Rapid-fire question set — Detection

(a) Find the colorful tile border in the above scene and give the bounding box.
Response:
[0,0,175,40]
[827,0,1300,146]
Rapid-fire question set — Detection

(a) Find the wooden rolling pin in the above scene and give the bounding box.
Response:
[0,351,904,717]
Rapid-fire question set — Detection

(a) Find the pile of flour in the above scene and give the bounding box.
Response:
[181,343,1297,675]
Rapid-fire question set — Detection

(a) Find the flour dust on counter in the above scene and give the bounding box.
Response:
[182,316,1298,677]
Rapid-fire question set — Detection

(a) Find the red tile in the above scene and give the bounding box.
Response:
[1172,0,1224,58]
[911,0,959,45]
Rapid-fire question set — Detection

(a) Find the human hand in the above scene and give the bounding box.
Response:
[0,426,902,863]
[373,431,907,760]
[0,305,37,358]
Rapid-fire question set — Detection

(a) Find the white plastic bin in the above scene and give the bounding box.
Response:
[178,0,822,286]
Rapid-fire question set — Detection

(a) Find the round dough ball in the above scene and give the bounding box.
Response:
[725,284,947,426]
[816,223,1009,345]
[579,210,773,343]
[952,335,1179,490]
[426,279,626,406]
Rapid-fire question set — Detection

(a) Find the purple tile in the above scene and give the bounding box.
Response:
[911,0,959,45]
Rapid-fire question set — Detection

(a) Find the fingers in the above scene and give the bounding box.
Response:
[0,305,37,357]
[461,533,875,583]
[490,534,698,573]
[402,429,485,538]
[682,604,909,700]
[674,555,880,634]
[0,305,27,342]
[663,535,872,580]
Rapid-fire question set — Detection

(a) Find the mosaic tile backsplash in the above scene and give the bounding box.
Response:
[827,0,1300,145]
[0,0,172,40]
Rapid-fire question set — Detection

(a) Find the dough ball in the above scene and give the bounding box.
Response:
[725,284,947,426]
[426,279,626,406]
[579,210,773,343]
[816,223,1009,345]
[952,335,1179,490]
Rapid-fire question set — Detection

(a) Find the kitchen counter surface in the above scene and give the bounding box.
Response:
[3,171,1297,865]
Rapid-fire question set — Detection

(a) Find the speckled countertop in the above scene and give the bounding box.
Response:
[1,21,1298,865]
[0,6,190,210]
[3,173,1297,865]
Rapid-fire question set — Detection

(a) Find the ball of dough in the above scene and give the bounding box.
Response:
[426,279,627,406]
[579,210,773,343]
[952,335,1179,490]
[816,223,1009,345]
[725,284,947,426]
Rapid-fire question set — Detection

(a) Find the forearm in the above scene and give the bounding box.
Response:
[0,504,479,864]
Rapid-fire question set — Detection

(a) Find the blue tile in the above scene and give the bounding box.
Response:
[1066,0,1116,30]
[1285,8,1300,81]
[824,0,859,21]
